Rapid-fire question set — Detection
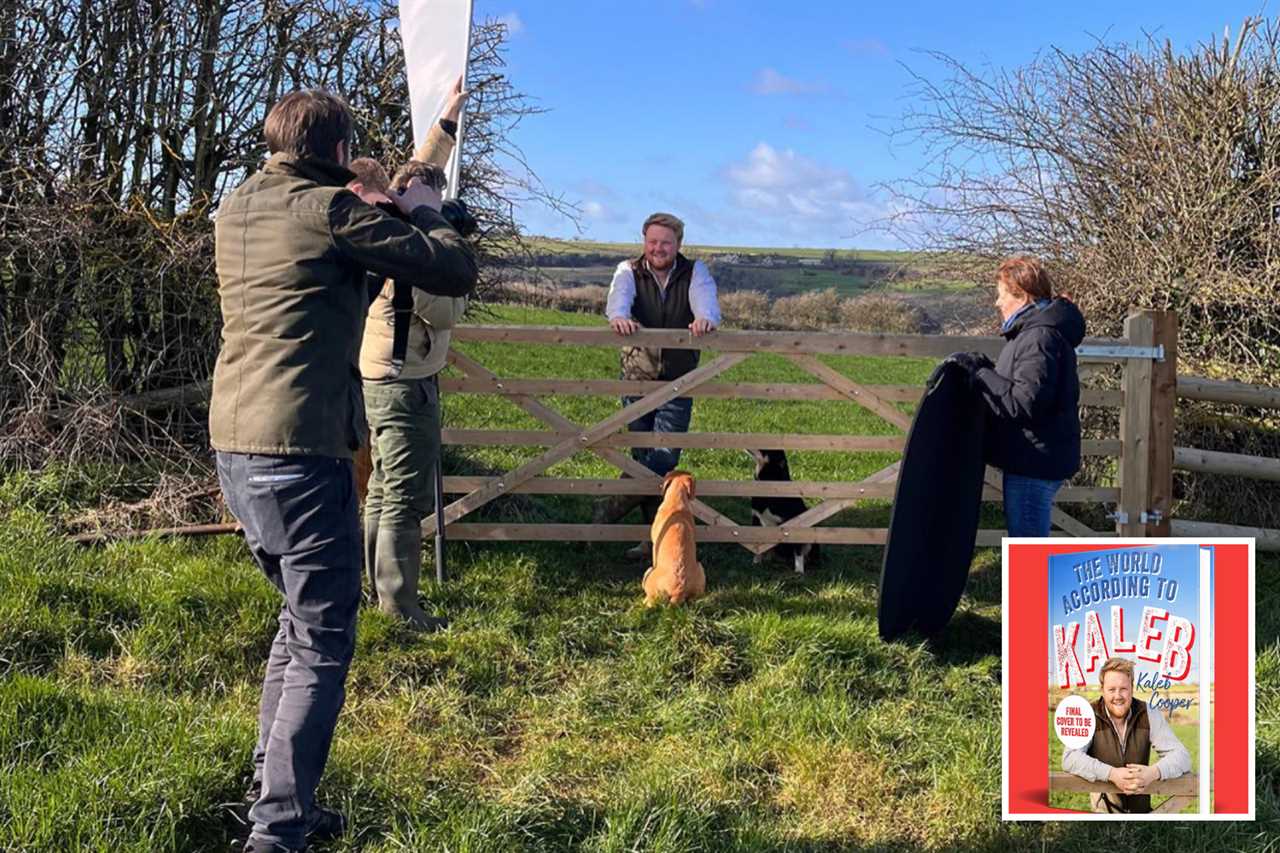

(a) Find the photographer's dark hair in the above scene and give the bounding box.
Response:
[264,89,353,162]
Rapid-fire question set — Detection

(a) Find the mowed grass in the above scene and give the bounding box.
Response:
[2,304,1278,851]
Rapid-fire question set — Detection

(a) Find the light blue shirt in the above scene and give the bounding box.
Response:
[1062,703,1192,783]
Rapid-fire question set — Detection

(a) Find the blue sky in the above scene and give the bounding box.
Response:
[470,0,1270,249]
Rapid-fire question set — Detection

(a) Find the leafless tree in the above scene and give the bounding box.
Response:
[882,18,1280,527]
[0,0,569,479]
[884,17,1280,383]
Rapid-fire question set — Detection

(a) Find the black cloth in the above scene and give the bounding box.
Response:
[973,298,1085,481]
[879,361,986,641]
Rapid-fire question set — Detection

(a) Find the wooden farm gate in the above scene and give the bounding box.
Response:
[425,309,1184,554]
[1048,771,1204,814]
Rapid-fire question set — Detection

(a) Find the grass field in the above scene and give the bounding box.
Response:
[2,304,1278,851]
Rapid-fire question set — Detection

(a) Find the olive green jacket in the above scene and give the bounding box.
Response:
[210,152,477,458]
[360,121,467,381]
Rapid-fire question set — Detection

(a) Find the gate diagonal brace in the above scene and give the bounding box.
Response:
[431,350,765,554]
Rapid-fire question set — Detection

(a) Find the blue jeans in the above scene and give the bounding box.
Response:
[623,395,693,477]
[216,452,361,850]
[1003,471,1064,537]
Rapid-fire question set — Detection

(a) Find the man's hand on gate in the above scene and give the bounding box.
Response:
[1107,765,1141,794]
[393,177,443,215]
[1127,764,1160,793]
[610,317,639,336]
[688,317,716,336]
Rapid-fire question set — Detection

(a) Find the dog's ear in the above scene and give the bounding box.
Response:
[661,470,678,494]
[686,474,696,499]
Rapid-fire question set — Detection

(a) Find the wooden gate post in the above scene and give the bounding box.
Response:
[1117,310,1177,537]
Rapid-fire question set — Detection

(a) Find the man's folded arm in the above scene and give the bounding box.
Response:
[1062,746,1114,783]
[329,192,477,297]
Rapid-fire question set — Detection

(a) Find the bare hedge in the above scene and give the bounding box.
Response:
[888,17,1280,383]
[0,2,564,472]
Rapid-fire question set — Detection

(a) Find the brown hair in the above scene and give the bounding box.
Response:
[997,256,1053,300]
[347,158,390,193]
[263,89,353,162]
[1099,657,1135,687]
[390,160,447,193]
[642,212,684,244]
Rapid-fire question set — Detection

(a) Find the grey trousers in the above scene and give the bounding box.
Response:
[216,451,361,850]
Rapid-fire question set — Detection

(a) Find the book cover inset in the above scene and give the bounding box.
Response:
[1002,538,1254,822]
[1048,544,1211,814]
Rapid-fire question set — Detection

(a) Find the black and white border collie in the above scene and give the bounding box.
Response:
[747,449,817,573]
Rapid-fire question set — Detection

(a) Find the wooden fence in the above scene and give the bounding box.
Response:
[425,310,1185,555]
[1048,771,1202,814]
[1168,373,1280,551]
[86,307,1279,553]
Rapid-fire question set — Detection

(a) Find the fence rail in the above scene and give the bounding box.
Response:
[1170,367,1280,549]
[74,309,1280,553]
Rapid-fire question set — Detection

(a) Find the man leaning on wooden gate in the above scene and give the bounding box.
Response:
[594,212,720,559]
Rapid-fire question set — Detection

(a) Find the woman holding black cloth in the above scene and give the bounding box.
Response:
[949,257,1085,537]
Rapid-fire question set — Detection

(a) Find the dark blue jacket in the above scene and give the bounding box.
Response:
[974,298,1085,480]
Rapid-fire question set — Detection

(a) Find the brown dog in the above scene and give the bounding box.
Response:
[642,471,706,605]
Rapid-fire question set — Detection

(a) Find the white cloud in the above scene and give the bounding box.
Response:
[721,142,889,240]
[841,38,890,58]
[581,198,629,225]
[749,68,825,96]
[497,11,524,36]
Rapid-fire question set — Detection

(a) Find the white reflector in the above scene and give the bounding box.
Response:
[399,0,473,198]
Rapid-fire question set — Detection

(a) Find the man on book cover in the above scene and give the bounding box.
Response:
[1062,656,1191,813]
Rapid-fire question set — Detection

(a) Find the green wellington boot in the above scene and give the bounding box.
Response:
[374,525,448,632]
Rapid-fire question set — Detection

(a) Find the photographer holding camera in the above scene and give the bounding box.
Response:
[211,87,476,853]
[351,79,478,631]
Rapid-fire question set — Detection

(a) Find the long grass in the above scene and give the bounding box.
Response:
[2,305,1277,851]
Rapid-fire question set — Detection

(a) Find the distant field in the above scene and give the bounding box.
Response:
[523,236,913,263]
[519,237,987,332]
